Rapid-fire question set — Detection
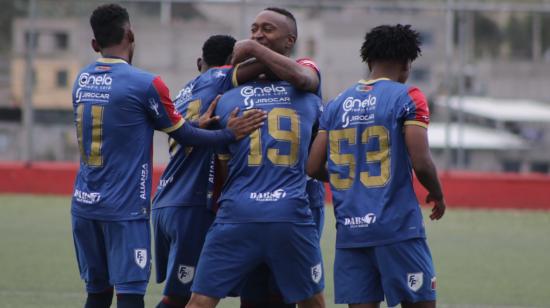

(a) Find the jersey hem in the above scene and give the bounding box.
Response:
[152,202,206,209]
[335,234,426,249]
[71,211,149,222]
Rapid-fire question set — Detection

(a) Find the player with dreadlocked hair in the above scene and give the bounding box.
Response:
[307,24,445,308]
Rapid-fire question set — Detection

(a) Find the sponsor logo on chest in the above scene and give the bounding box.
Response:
[240,84,291,109]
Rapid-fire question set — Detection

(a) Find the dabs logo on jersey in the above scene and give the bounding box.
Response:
[344,213,376,228]
[341,95,377,128]
[74,189,101,204]
[240,85,290,109]
[250,189,287,202]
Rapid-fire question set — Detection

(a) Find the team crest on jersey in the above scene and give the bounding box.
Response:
[134,249,147,269]
[178,265,195,284]
[311,263,322,284]
[356,84,373,92]
[407,272,423,292]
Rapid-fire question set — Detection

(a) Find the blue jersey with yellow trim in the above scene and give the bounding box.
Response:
[320,78,430,248]
[152,66,234,210]
[215,80,322,223]
[71,58,184,221]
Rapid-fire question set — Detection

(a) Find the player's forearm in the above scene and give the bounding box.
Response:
[250,44,318,92]
[307,165,329,182]
[414,161,444,201]
[234,59,268,86]
[169,121,235,146]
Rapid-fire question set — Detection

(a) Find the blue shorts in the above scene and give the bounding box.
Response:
[192,222,324,303]
[71,216,150,294]
[152,206,215,297]
[240,206,325,302]
[334,238,436,306]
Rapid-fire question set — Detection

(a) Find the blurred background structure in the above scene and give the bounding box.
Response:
[1,0,550,173]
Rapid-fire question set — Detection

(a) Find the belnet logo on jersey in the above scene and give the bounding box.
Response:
[74,189,101,204]
[78,73,113,88]
[341,95,377,128]
[240,85,290,109]
[250,189,287,202]
[344,213,376,228]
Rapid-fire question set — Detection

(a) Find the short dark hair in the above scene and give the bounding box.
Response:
[360,24,422,64]
[90,4,130,49]
[264,7,298,38]
[202,35,236,67]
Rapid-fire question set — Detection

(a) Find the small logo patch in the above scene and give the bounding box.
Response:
[134,249,147,269]
[431,276,436,290]
[178,265,195,284]
[311,263,322,284]
[407,272,423,292]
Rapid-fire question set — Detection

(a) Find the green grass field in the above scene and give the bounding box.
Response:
[1,194,549,307]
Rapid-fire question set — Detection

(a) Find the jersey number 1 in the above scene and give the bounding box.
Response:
[76,104,103,167]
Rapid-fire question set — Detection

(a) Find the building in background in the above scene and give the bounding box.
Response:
[3,1,550,173]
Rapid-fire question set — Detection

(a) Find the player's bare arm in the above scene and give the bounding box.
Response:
[404,125,446,220]
[306,131,329,182]
[232,39,319,92]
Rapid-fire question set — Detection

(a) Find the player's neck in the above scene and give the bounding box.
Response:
[369,70,401,82]
[101,47,131,64]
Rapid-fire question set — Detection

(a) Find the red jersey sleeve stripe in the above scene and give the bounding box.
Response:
[297,58,320,74]
[152,76,183,126]
[407,87,430,125]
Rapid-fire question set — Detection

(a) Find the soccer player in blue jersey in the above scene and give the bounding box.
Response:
[151,34,238,308]
[71,4,265,308]
[228,8,326,308]
[186,8,326,308]
[307,24,446,308]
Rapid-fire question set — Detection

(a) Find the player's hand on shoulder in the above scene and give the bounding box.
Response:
[426,193,446,220]
[227,107,266,140]
[199,95,221,128]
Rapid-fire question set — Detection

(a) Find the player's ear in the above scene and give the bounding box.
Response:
[91,38,100,53]
[286,33,296,50]
[197,57,203,72]
[127,28,135,44]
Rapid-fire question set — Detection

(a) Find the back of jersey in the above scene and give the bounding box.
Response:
[215,81,321,223]
[321,78,430,248]
[152,66,234,210]
[71,58,182,221]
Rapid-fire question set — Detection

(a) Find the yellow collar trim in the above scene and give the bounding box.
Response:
[97,57,128,64]
[358,78,390,85]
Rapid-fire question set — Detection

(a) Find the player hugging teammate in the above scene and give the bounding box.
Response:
[72,3,445,308]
